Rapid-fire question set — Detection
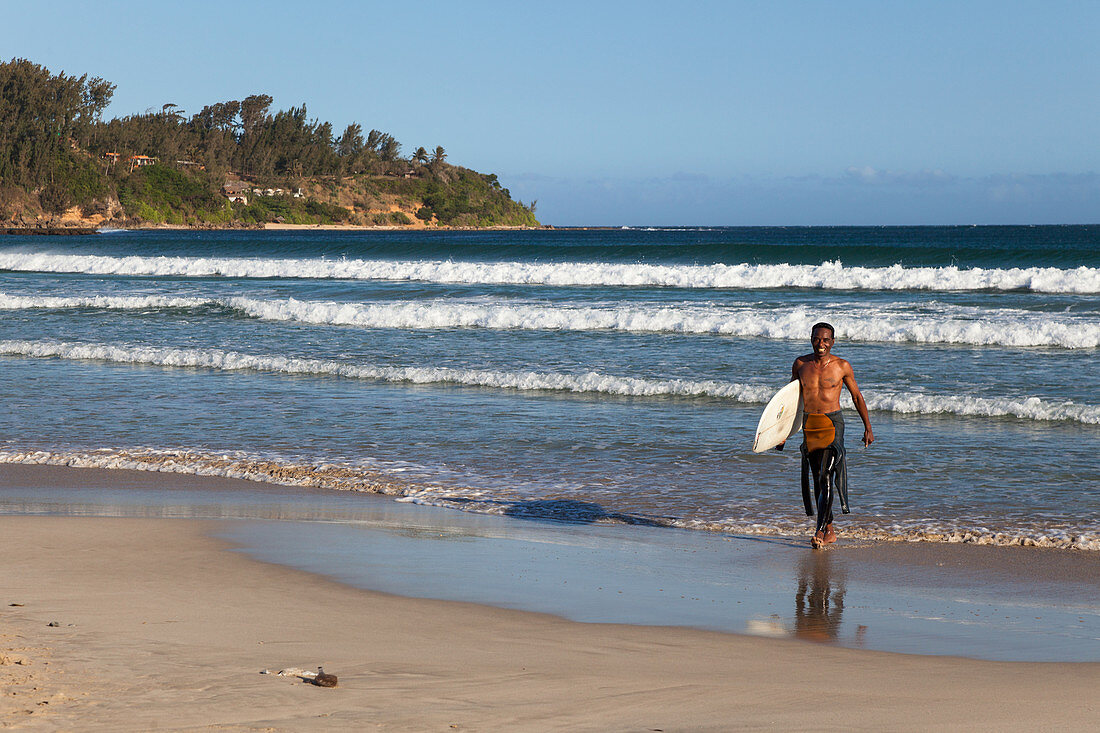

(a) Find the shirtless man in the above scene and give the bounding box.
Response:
[785,322,874,549]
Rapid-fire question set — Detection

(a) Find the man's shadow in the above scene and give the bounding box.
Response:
[502,499,671,527]
[435,495,672,527]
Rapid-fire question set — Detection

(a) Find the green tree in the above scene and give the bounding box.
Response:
[338,123,364,158]
[239,94,272,135]
[0,58,113,187]
[378,135,401,162]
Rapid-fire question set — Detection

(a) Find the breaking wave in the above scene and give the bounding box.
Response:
[0,252,1097,293]
[0,339,1096,424]
[1,293,1097,349]
[0,293,207,310]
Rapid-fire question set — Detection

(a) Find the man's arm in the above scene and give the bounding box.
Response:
[791,357,804,382]
[775,359,804,451]
[841,362,874,446]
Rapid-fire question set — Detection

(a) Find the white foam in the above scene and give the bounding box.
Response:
[866,392,1100,424]
[0,339,1096,424]
[194,298,1100,349]
[1,447,1095,551]
[2,293,1097,349]
[1,253,1096,293]
[677,517,1100,551]
[0,293,206,310]
[0,338,775,400]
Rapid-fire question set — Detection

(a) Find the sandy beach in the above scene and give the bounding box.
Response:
[1,469,1097,731]
[261,222,544,231]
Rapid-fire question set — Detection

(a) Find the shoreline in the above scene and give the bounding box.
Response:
[262,222,551,231]
[0,226,99,236]
[0,223,554,235]
[3,513,1098,729]
[1,448,1095,551]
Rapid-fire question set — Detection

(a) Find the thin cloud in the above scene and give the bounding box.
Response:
[843,166,955,186]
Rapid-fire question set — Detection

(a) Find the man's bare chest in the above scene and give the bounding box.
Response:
[799,363,843,389]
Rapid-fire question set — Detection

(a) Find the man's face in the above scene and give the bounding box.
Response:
[811,329,834,357]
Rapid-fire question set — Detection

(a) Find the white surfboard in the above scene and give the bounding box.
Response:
[752,380,803,453]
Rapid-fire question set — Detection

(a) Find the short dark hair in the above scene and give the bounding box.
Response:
[811,322,835,338]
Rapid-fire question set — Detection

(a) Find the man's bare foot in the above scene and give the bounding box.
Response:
[811,530,826,549]
[823,523,838,544]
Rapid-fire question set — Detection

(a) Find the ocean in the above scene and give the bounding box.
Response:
[0,225,1097,550]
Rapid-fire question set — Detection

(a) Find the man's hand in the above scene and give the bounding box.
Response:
[862,428,874,447]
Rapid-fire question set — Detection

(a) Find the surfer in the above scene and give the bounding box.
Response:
[783,322,874,549]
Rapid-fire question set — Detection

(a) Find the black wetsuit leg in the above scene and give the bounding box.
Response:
[808,448,836,532]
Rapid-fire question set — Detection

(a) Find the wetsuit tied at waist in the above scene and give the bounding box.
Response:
[802,413,836,452]
[800,410,849,522]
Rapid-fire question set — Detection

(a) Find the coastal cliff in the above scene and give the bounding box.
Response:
[4,162,541,231]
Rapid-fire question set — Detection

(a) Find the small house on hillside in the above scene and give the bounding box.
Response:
[222,181,250,205]
[127,155,157,172]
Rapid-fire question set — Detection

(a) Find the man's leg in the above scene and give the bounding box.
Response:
[809,449,836,548]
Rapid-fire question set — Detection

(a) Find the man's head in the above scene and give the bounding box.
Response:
[810,322,835,357]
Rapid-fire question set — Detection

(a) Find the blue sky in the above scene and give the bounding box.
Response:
[5,1,1098,225]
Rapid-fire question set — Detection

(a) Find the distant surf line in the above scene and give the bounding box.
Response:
[0,253,1097,293]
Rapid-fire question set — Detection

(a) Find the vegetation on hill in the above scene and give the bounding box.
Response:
[0,58,540,228]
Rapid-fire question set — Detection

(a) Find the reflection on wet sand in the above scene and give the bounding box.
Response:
[789,552,868,646]
[794,552,846,642]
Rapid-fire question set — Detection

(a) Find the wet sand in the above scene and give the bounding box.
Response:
[1,465,1098,730]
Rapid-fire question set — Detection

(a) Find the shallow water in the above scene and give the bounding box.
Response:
[0,226,1097,548]
[1,468,1095,662]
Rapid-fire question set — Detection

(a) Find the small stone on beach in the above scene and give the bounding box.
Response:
[314,666,338,687]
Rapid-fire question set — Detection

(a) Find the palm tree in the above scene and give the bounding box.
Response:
[413,146,428,165]
[431,145,446,165]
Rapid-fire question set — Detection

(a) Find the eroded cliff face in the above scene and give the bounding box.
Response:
[3,169,540,231]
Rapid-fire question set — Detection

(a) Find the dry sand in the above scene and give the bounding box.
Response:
[263,222,423,232]
[1,516,1097,731]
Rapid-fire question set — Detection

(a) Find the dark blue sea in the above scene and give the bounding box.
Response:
[0,225,1097,548]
